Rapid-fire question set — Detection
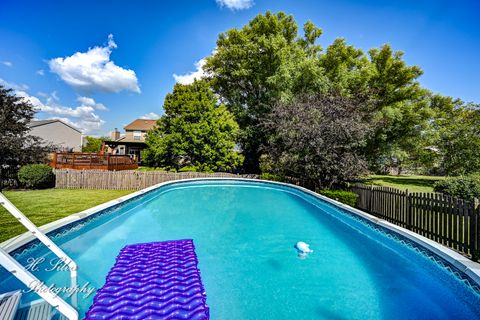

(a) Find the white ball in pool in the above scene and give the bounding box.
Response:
[295,241,313,254]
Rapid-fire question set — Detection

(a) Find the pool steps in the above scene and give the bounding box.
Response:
[0,193,79,320]
[14,301,52,320]
[0,290,22,320]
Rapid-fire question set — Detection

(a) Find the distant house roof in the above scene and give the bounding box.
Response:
[29,119,82,134]
[124,119,157,131]
[106,136,147,145]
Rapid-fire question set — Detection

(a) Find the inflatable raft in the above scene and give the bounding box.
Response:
[85,240,209,319]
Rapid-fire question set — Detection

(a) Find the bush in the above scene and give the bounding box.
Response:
[317,189,359,207]
[178,166,198,172]
[259,173,284,182]
[137,167,167,172]
[433,175,480,201]
[18,164,55,189]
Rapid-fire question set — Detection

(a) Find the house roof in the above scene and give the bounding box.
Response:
[29,119,82,133]
[105,138,146,146]
[124,119,157,131]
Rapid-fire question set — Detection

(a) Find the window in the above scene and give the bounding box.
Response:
[133,131,142,140]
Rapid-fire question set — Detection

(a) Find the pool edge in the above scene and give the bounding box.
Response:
[2,177,480,286]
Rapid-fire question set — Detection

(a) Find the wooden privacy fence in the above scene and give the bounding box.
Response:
[54,169,257,190]
[350,184,480,260]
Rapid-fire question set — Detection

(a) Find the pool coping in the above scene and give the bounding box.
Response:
[2,177,480,286]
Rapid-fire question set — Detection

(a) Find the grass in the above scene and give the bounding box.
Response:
[0,189,133,243]
[361,175,445,193]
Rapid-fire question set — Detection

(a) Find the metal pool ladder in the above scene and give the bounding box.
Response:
[0,192,79,320]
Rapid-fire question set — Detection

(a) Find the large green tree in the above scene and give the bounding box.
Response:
[0,86,51,190]
[205,12,327,171]
[429,95,480,175]
[205,11,429,172]
[144,80,243,172]
[82,136,107,153]
[264,92,372,188]
[318,39,429,170]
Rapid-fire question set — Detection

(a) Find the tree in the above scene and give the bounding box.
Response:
[205,11,430,173]
[144,80,243,172]
[318,40,429,170]
[430,95,480,175]
[0,86,51,190]
[82,136,107,153]
[263,92,372,188]
[205,12,327,171]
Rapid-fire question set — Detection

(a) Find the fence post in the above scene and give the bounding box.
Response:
[368,185,374,212]
[472,198,479,261]
[52,152,58,168]
[406,189,412,230]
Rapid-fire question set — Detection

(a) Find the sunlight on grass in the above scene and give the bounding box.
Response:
[361,175,445,193]
[0,189,133,243]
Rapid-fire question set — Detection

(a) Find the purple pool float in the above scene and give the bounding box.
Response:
[84,240,209,320]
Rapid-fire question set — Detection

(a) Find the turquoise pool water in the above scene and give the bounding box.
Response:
[1,180,480,319]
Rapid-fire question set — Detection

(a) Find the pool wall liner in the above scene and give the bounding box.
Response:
[84,240,209,320]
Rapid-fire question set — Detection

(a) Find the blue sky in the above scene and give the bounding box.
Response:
[0,0,479,136]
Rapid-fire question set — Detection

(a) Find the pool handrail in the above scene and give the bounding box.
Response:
[0,247,79,320]
[0,192,78,320]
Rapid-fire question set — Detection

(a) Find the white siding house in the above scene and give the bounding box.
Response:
[29,120,83,152]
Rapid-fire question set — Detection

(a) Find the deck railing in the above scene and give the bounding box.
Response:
[350,183,480,261]
[51,153,138,171]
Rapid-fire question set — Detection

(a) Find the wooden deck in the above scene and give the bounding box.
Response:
[50,153,138,171]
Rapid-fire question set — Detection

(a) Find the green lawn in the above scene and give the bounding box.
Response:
[0,189,133,243]
[361,175,445,193]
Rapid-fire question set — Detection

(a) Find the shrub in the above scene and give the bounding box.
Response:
[317,189,359,207]
[259,173,284,182]
[137,167,168,172]
[433,175,480,201]
[178,166,198,172]
[18,164,55,189]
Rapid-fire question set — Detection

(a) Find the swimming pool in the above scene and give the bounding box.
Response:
[1,179,480,319]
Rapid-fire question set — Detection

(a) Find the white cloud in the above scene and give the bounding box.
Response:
[77,96,108,111]
[49,34,140,93]
[47,116,104,134]
[0,78,29,91]
[173,58,207,85]
[216,0,254,10]
[2,61,13,67]
[14,90,45,108]
[14,90,105,134]
[50,91,59,102]
[1,77,106,134]
[36,69,45,76]
[140,112,160,120]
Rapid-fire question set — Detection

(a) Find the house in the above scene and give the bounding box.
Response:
[105,119,157,162]
[28,119,83,152]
